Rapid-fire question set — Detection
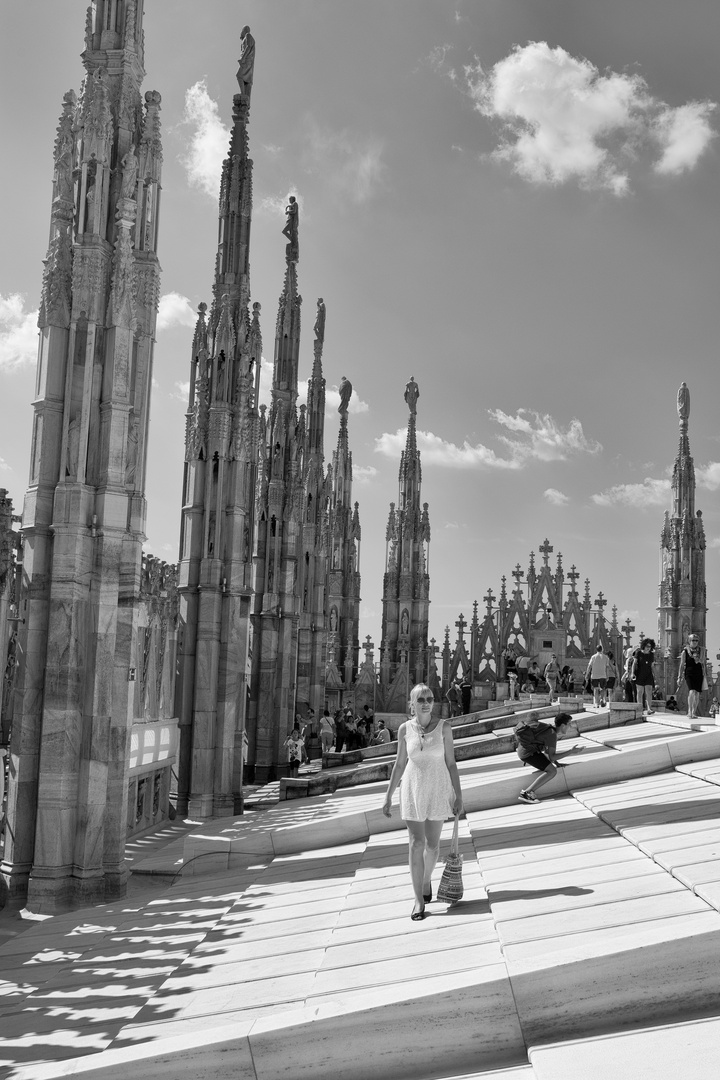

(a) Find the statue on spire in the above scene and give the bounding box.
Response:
[282,194,299,262]
[236,26,255,101]
[338,376,352,414]
[404,375,419,415]
[314,297,326,343]
[677,381,690,424]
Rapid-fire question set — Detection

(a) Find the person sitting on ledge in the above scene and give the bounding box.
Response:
[372,720,392,745]
[514,711,573,804]
[665,695,679,712]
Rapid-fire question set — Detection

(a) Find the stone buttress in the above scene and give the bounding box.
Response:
[2,0,163,910]
[657,382,707,697]
[176,29,261,818]
[379,378,431,711]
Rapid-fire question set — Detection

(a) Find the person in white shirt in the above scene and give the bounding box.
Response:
[586,645,610,708]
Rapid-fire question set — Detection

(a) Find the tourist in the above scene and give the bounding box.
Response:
[446,681,461,717]
[632,638,656,714]
[284,725,304,777]
[515,711,573,804]
[516,652,530,690]
[585,644,610,708]
[381,683,464,921]
[363,703,375,729]
[622,646,636,702]
[344,711,359,750]
[677,633,706,719]
[508,671,518,700]
[543,654,561,697]
[666,695,679,712]
[334,709,347,752]
[527,661,541,692]
[606,651,618,702]
[460,673,472,714]
[320,709,335,753]
[565,668,575,694]
[709,697,719,718]
[372,720,391,745]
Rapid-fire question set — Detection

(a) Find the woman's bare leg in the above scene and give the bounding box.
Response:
[422,818,444,895]
[406,821,427,913]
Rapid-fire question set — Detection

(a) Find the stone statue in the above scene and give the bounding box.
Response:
[338,376,352,414]
[404,376,419,414]
[125,414,139,485]
[314,298,326,342]
[401,609,409,635]
[66,415,81,478]
[282,195,298,257]
[237,25,256,99]
[120,145,137,201]
[677,382,690,423]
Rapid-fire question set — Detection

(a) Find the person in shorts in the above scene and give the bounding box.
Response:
[585,644,610,707]
[515,711,573,804]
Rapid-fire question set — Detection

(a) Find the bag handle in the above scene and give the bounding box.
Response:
[450,812,460,857]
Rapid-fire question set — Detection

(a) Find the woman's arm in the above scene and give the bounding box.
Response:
[676,649,686,688]
[382,722,408,816]
[443,722,464,815]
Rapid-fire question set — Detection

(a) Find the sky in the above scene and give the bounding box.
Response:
[1,0,719,662]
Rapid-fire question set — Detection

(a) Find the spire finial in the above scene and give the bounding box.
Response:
[677,382,689,430]
[404,375,419,415]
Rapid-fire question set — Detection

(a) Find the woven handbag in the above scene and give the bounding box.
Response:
[436,813,463,904]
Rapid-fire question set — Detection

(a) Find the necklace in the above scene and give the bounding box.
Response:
[413,718,436,749]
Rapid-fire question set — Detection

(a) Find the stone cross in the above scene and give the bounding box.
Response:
[512,563,523,584]
[539,538,553,564]
[595,591,607,613]
[363,635,374,665]
[483,589,496,613]
[567,565,580,588]
[455,613,467,644]
[622,619,635,647]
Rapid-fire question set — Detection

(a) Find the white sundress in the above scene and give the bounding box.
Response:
[399,719,455,822]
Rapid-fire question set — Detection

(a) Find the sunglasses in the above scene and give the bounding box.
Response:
[416,695,434,703]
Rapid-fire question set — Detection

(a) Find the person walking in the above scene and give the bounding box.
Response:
[283,725,304,777]
[382,684,464,922]
[622,646,636,702]
[632,638,656,714]
[677,633,706,719]
[605,651,618,702]
[320,709,335,753]
[543,654,561,697]
[460,673,472,714]
[515,711,573,804]
[585,645,610,708]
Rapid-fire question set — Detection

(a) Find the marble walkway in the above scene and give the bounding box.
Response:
[1,723,720,1079]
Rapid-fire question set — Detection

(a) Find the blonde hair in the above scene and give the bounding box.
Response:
[409,683,433,714]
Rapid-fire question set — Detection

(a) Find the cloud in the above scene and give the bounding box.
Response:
[181,80,230,198]
[303,120,385,204]
[654,102,716,175]
[157,292,198,332]
[591,477,671,508]
[375,428,520,469]
[708,537,720,550]
[258,190,303,218]
[375,408,600,470]
[544,488,570,506]
[353,465,378,484]
[490,409,602,463]
[696,462,720,491]
[467,42,716,193]
[0,456,11,472]
[0,293,38,369]
[171,381,190,403]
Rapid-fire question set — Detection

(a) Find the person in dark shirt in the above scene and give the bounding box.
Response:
[632,638,656,715]
[516,711,573,804]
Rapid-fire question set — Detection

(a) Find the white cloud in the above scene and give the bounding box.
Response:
[326,384,369,416]
[353,465,378,484]
[467,42,716,193]
[708,537,720,550]
[591,477,671,508]
[157,292,198,332]
[544,488,570,506]
[0,456,11,472]
[0,293,38,369]
[181,80,229,198]
[304,120,385,204]
[490,409,602,463]
[375,408,600,470]
[696,462,720,491]
[171,380,190,403]
[258,189,304,218]
[654,102,716,175]
[257,356,274,409]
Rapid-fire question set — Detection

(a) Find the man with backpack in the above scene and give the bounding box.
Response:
[514,711,573,804]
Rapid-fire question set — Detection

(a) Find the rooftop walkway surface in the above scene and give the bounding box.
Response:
[1,717,720,1080]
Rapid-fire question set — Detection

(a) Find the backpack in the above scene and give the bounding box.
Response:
[513,719,546,755]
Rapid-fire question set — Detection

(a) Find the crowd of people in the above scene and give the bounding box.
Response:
[284,703,392,774]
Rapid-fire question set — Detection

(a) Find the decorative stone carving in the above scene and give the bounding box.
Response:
[39,224,73,329]
[236,25,256,99]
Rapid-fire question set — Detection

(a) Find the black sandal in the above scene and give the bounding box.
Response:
[423,889,432,903]
[411,903,426,921]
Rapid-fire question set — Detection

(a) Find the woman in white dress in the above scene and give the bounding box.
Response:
[382,683,464,921]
